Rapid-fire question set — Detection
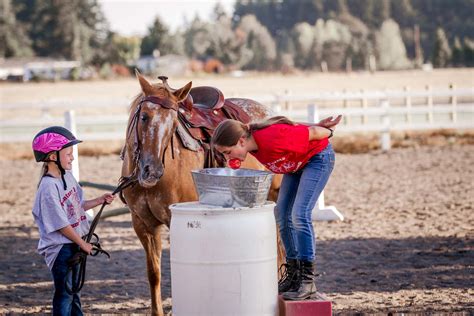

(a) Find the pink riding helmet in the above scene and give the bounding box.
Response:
[32,126,82,162]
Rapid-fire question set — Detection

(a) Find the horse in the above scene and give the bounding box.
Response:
[120,72,283,315]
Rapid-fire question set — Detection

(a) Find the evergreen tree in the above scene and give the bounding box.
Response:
[103,33,141,65]
[338,9,370,70]
[140,16,176,56]
[374,0,391,26]
[291,22,316,69]
[183,17,213,59]
[451,36,463,66]
[375,19,411,70]
[236,14,276,70]
[321,19,352,71]
[463,38,474,67]
[210,11,245,65]
[11,0,107,63]
[432,27,451,67]
[0,0,33,57]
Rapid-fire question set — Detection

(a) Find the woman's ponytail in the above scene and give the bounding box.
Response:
[212,116,295,148]
[248,116,295,131]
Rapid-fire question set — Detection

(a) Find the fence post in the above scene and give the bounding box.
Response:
[64,110,80,180]
[450,83,457,123]
[307,103,319,123]
[380,100,391,151]
[307,104,344,222]
[284,90,291,111]
[426,85,434,124]
[64,110,95,220]
[343,89,351,125]
[361,89,368,124]
[404,86,412,124]
[271,95,282,115]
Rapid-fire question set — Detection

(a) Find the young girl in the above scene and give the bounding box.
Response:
[211,115,341,301]
[32,126,115,315]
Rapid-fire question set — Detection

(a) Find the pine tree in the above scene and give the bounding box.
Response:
[140,16,176,56]
[432,27,451,67]
[376,19,411,70]
[237,14,276,70]
[11,0,107,63]
[451,36,463,66]
[462,37,474,67]
[0,0,33,57]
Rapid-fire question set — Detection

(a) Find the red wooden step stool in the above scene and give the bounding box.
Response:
[278,294,332,316]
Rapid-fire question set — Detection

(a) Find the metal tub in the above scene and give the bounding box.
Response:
[191,168,274,208]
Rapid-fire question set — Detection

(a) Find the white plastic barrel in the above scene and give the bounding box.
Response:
[170,201,278,316]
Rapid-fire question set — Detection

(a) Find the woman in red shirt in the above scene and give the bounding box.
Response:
[211,115,341,300]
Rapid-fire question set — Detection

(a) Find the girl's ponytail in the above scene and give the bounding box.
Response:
[37,162,49,188]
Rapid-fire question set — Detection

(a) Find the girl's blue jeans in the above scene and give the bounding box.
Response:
[51,243,83,316]
[275,144,335,262]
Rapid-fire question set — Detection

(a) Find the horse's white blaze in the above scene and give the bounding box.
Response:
[155,114,174,155]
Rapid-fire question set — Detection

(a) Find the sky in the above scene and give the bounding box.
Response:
[99,0,235,36]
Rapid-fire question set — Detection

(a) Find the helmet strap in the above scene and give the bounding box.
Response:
[55,151,67,190]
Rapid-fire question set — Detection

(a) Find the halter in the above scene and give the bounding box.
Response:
[124,95,178,182]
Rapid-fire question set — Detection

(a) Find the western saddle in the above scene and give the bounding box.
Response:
[158,77,251,167]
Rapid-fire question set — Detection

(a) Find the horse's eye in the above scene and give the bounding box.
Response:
[141,113,148,122]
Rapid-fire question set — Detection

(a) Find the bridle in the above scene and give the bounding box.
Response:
[124,95,179,181]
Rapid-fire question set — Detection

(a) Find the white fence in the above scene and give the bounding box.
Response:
[1,87,473,144]
[7,86,471,222]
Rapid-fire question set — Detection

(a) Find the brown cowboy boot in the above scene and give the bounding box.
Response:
[282,260,316,300]
[278,259,300,294]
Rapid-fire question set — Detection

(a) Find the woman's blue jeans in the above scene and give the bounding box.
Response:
[51,243,83,316]
[275,144,335,262]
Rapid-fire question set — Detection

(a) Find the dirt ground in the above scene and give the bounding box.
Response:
[1,69,473,314]
[0,142,472,314]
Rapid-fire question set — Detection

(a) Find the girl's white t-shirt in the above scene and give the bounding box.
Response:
[32,171,90,270]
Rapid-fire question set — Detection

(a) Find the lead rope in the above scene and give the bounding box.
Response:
[65,177,137,295]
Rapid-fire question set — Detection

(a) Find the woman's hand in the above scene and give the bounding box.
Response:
[318,115,342,130]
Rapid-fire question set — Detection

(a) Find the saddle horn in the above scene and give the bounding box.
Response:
[158,76,173,91]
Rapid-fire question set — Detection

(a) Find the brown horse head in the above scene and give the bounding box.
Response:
[128,71,192,188]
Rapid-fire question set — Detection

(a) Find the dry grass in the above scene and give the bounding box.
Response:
[3,129,473,161]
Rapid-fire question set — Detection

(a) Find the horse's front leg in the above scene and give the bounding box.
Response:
[131,212,164,316]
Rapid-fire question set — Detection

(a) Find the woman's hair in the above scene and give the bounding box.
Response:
[212,116,295,147]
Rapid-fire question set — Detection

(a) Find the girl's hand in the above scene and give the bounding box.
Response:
[101,193,115,204]
[80,242,93,255]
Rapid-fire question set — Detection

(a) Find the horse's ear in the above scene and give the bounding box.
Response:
[135,69,154,95]
[173,81,192,102]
